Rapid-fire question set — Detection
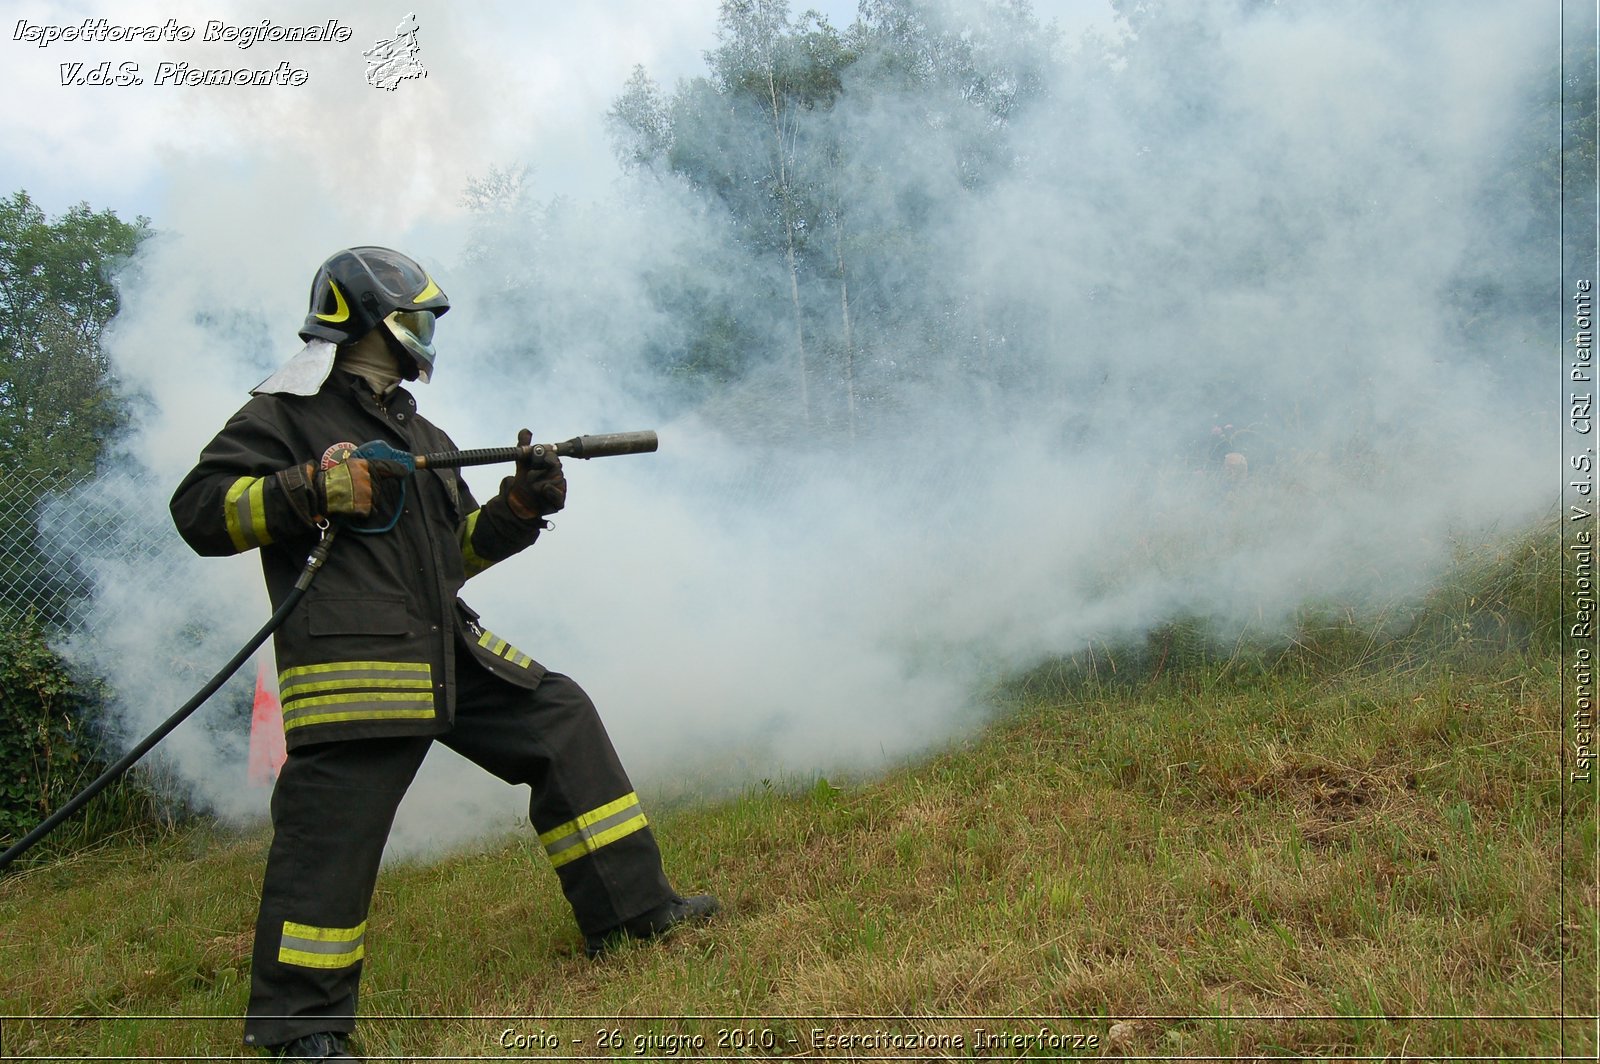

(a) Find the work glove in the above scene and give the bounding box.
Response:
[502,427,566,521]
[276,451,410,523]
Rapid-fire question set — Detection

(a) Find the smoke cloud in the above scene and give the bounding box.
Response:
[50,0,1553,860]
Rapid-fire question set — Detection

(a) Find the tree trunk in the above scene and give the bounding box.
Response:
[767,64,810,423]
[833,203,857,439]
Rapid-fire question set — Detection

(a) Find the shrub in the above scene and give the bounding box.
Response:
[0,616,156,852]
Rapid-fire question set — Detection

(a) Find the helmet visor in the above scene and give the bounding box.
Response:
[384,309,438,381]
[360,248,434,305]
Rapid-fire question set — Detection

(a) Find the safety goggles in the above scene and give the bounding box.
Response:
[387,309,436,351]
[383,309,438,381]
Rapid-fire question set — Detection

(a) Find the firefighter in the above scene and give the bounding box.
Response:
[170,247,717,1061]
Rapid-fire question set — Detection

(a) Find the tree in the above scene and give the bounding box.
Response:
[0,191,147,479]
[704,0,856,422]
[607,0,1065,438]
[609,66,674,176]
[610,3,860,423]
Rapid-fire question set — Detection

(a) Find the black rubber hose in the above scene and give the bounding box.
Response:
[0,527,339,873]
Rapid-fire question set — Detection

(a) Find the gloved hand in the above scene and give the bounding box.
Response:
[278,452,410,522]
[502,427,567,521]
[317,457,386,517]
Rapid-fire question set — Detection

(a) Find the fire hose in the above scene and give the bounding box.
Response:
[0,431,658,873]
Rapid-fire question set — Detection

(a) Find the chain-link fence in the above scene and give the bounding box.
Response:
[0,467,217,844]
[0,469,169,633]
[2,470,89,629]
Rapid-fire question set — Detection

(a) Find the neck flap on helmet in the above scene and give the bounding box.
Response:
[251,339,338,397]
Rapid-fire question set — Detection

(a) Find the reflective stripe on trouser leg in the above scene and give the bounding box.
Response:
[243,736,430,1050]
[540,792,649,867]
[278,920,366,969]
[543,804,672,936]
[440,662,675,936]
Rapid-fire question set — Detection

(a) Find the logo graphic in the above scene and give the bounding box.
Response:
[364,13,426,91]
[320,442,358,470]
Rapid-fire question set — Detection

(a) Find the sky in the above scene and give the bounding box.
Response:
[3,0,1564,861]
[1,0,1116,223]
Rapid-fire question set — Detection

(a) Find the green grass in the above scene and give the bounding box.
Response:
[1,522,1594,1060]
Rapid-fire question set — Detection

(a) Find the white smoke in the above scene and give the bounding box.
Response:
[46,0,1554,859]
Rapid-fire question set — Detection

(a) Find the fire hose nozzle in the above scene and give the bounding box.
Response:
[408,430,658,470]
[536,430,659,460]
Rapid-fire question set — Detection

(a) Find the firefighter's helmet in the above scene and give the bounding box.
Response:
[299,246,449,381]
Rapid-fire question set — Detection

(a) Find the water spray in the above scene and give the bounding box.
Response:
[0,431,658,872]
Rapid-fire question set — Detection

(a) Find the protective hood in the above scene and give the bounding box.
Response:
[251,339,338,397]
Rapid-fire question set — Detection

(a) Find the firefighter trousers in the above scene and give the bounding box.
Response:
[242,657,675,1049]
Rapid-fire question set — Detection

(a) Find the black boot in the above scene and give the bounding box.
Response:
[585,894,720,957]
[269,1030,359,1060]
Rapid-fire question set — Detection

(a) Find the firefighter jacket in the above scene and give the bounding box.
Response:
[170,371,547,750]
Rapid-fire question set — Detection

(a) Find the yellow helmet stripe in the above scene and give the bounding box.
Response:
[412,276,441,303]
[314,278,351,323]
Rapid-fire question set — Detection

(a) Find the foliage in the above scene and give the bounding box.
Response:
[0,616,156,850]
[0,620,84,839]
[0,190,147,480]
[603,0,1060,432]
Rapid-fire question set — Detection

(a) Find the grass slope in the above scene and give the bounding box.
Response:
[1,526,1593,1061]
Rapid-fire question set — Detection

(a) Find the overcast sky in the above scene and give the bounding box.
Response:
[1,0,1115,224]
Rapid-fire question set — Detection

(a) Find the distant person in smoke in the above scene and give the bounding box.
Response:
[170,247,717,1062]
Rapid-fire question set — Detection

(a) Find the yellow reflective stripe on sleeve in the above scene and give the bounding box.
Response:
[539,792,649,868]
[223,476,272,552]
[277,660,436,733]
[476,628,534,669]
[460,509,492,578]
[279,919,366,969]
